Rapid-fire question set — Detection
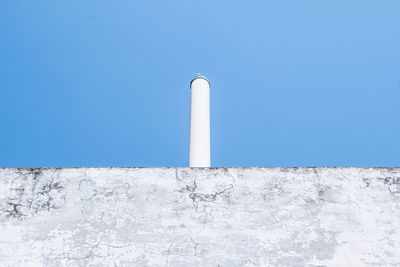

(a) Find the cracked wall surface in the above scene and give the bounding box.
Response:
[0,167,400,267]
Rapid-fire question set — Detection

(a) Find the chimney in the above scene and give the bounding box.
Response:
[189,76,211,167]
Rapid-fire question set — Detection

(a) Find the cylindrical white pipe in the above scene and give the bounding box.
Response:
[189,76,211,167]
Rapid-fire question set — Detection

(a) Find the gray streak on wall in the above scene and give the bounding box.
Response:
[0,167,400,266]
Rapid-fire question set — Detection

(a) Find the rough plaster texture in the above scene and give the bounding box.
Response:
[0,167,400,267]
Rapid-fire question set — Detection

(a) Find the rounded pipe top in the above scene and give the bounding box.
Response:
[190,75,210,88]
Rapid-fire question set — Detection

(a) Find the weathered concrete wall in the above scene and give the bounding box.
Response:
[0,168,399,267]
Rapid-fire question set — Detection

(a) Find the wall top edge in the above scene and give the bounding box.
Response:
[0,167,399,170]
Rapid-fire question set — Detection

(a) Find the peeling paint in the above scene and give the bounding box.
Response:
[0,168,399,266]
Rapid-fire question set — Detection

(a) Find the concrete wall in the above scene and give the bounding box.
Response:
[0,168,399,266]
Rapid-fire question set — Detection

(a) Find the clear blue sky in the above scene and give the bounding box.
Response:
[1,1,399,167]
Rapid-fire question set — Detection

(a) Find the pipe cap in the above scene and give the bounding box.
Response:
[190,75,210,87]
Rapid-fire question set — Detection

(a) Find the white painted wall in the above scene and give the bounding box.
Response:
[1,168,400,266]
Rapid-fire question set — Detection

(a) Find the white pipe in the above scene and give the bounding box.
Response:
[189,76,211,167]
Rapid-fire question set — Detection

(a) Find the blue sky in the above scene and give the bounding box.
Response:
[1,1,399,167]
